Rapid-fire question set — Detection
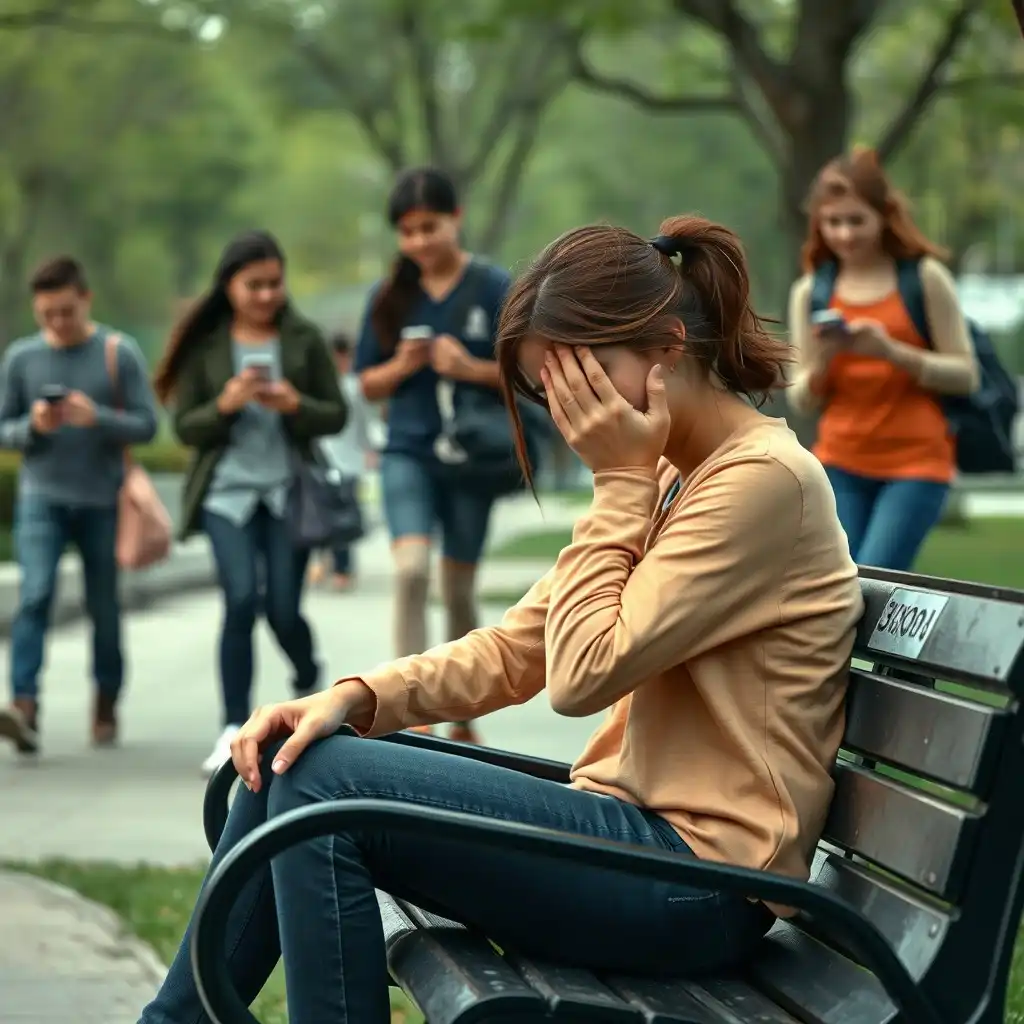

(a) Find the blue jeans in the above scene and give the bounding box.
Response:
[11,495,121,703]
[825,466,949,571]
[381,452,495,565]
[203,505,318,726]
[139,733,773,1024]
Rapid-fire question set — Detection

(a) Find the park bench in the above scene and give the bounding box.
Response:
[192,565,1024,1024]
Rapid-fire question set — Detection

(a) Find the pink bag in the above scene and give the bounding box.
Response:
[105,334,173,570]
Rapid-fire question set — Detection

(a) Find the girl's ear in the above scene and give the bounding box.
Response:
[660,346,686,373]
[660,322,687,371]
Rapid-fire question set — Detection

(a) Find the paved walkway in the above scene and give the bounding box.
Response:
[0,492,588,1020]
[0,872,165,1023]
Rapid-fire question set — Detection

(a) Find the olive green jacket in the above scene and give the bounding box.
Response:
[172,308,347,539]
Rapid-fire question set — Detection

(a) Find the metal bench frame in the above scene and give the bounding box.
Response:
[192,567,1024,1024]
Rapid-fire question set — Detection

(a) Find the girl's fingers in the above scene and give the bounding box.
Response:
[575,347,620,403]
[543,355,584,427]
[552,346,599,410]
[542,368,572,438]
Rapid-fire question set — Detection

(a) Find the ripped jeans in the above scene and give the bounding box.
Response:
[139,733,773,1024]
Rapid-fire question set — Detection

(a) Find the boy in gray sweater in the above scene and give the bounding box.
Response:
[0,256,158,755]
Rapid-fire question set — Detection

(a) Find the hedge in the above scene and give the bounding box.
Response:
[0,441,189,529]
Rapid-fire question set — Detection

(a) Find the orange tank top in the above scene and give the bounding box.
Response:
[814,290,954,484]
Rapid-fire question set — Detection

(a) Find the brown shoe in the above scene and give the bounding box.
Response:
[0,698,39,755]
[449,722,481,745]
[91,692,118,748]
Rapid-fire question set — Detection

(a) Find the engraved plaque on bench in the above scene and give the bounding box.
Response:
[867,588,950,659]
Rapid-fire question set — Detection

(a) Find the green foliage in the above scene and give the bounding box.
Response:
[0,0,1022,345]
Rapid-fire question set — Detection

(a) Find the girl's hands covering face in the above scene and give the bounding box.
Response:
[541,345,670,475]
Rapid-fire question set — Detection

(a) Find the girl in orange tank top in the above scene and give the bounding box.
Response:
[788,150,978,571]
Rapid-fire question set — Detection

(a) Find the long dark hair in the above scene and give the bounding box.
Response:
[497,215,791,488]
[370,167,459,354]
[153,230,286,404]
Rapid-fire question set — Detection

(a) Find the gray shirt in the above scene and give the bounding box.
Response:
[204,339,292,526]
[0,326,158,507]
[317,373,373,479]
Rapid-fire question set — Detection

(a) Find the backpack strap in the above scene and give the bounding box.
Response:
[103,331,133,465]
[809,261,840,314]
[895,258,933,349]
[104,330,122,404]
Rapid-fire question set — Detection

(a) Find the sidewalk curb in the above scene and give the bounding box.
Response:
[3,871,168,984]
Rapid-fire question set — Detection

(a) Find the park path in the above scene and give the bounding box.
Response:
[0,491,592,1023]
[0,490,590,865]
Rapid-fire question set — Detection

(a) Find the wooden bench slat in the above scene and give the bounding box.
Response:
[604,976,796,1024]
[397,898,640,1021]
[856,577,1024,689]
[377,894,548,1024]
[823,762,978,897]
[376,889,416,948]
[748,926,892,1024]
[689,977,804,1024]
[843,670,1003,792]
[508,953,642,1021]
[805,852,950,980]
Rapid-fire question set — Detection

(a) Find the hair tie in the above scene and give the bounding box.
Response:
[651,235,681,257]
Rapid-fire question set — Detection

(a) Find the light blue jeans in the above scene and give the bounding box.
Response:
[380,451,495,565]
[11,495,121,702]
[825,466,949,571]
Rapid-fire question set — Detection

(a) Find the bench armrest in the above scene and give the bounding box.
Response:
[190,799,943,1024]
[378,731,574,782]
[201,736,573,852]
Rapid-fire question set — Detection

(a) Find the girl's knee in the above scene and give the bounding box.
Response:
[265,731,370,816]
[223,587,259,627]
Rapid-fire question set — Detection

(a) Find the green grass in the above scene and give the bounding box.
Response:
[488,527,577,561]
[486,518,1024,589]
[7,860,420,1024]
[914,519,1024,589]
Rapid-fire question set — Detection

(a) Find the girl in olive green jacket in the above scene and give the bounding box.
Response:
[153,230,346,775]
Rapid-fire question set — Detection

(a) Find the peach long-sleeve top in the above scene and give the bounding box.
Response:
[343,418,863,889]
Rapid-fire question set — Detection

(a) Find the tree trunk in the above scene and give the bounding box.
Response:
[771,65,852,443]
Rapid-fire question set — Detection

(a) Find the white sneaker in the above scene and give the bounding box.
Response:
[202,724,241,778]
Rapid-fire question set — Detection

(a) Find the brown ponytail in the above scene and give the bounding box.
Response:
[655,215,790,403]
[496,214,792,485]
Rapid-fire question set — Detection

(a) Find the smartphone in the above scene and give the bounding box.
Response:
[240,352,275,382]
[401,326,434,344]
[810,309,850,338]
[39,384,68,404]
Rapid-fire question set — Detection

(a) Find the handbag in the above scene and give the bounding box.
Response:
[431,260,551,497]
[105,333,173,570]
[286,451,365,549]
[434,379,549,497]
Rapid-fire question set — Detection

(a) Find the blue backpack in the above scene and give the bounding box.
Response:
[810,259,1019,475]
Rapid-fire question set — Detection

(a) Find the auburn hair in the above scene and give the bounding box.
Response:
[497,214,791,488]
[802,148,948,271]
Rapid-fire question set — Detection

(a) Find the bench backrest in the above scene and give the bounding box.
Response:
[752,567,1024,1024]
